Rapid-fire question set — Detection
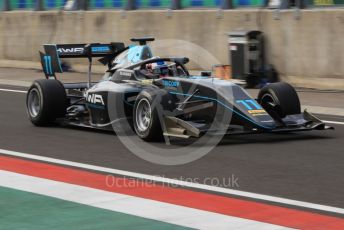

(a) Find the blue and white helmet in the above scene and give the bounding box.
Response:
[152,61,169,76]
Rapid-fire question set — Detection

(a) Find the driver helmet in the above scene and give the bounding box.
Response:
[152,61,169,77]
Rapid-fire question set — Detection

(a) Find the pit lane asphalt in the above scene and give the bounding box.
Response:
[0,85,344,212]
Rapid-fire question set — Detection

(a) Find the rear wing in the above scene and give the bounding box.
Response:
[39,43,125,79]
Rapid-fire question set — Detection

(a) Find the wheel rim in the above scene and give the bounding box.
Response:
[261,94,275,106]
[28,88,41,118]
[135,98,152,133]
[261,93,285,117]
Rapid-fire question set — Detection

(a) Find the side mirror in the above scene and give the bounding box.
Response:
[173,57,189,65]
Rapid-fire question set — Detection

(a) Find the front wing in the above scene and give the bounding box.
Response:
[163,110,334,138]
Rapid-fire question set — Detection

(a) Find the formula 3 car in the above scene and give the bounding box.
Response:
[26,37,333,141]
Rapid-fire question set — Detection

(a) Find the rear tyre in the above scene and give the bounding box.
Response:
[133,91,163,141]
[258,82,301,118]
[26,79,67,126]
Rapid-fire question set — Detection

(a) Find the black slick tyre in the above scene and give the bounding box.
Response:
[26,79,67,126]
[258,82,301,118]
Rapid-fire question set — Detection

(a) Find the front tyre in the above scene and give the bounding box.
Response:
[26,79,67,126]
[258,82,301,118]
[133,91,163,141]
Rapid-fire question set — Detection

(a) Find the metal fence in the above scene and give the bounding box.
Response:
[1,0,343,10]
[1,0,67,9]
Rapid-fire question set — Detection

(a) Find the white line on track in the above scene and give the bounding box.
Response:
[1,148,344,215]
[0,88,26,93]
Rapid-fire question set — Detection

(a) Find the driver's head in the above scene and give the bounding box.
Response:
[152,61,169,78]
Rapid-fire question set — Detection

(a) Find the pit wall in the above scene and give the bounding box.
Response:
[0,9,343,89]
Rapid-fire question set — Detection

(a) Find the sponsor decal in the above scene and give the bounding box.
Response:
[236,99,267,116]
[248,109,268,116]
[57,47,84,53]
[162,80,180,88]
[91,46,110,53]
[86,93,105,106]
[57,46,110,54]
[141,79,153,85]
[120,71,132,77]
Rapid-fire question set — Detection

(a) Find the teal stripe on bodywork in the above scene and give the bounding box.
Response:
[168,91,274,129]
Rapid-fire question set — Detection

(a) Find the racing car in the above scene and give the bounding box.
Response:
[26,37,333,141]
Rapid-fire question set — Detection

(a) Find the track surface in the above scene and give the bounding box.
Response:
[0,85,344,212]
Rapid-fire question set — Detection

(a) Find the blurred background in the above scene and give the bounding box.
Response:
[0,0,343,89]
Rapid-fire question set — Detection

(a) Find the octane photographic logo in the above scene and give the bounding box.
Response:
[107,39,233,165]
